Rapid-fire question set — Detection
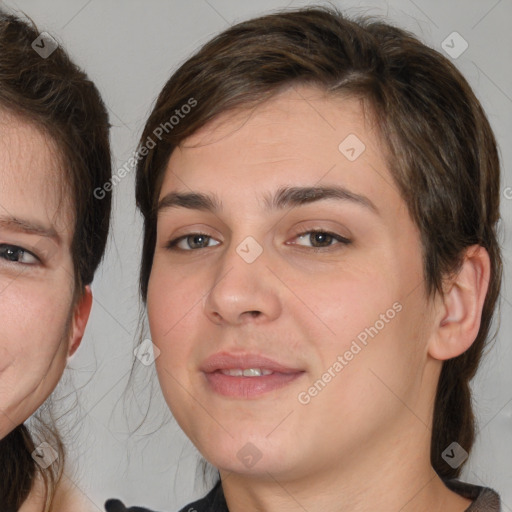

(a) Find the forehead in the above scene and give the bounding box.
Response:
[0,110,73,238]
[162,87,401,216]
[177,87,379,164]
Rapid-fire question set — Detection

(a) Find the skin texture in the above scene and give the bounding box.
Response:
[20,474,93,512]
[0,111,92,509]
[147,86,489,512]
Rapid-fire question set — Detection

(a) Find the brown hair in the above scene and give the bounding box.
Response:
[0,8,112,511]
[134,7,501,481]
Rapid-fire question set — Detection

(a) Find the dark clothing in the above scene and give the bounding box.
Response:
[445,479,501,512]
[105,478,501,511]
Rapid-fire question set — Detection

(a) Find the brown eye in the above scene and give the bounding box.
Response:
[309,232,333,247]
[186,234,211,249]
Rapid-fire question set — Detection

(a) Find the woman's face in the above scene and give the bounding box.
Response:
[147,87,440,480]
[0,112,90,439]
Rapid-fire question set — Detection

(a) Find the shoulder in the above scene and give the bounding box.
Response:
[444,479,501,511]
[19,474,93,512]
[51,476,99,512]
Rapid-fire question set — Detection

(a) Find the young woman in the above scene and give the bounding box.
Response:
[0,9,112,512]
[107,7,502,511]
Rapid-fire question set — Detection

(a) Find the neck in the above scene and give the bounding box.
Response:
[220,424,472,512]
[19,472,46,512]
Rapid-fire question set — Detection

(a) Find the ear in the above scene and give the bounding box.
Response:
[428,245,490,361]
[67,285,93,357]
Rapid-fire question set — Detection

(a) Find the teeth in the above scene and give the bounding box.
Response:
[219,368,273,377]
[221,369,243,376]
[243,368,263,377]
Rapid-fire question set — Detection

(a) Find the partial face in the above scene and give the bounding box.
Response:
[147,87,439,480]
[0,112,78,439]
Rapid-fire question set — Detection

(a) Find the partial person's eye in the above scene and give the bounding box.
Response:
[290,230,352,250]
[0,244,39,265]
[166,233,221,251]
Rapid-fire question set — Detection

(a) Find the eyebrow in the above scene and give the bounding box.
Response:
[0,216,61,243]
[157,185,378,215]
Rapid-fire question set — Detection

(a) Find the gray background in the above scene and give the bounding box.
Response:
[4,0,511,510]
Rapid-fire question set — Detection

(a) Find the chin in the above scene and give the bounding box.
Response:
[198,434,300,478]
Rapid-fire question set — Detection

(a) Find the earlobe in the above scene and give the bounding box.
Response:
[68,285,93,357]
[428,245,490,361]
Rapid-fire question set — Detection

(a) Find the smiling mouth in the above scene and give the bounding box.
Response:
[200,352,305,398]
[204,365,305,398]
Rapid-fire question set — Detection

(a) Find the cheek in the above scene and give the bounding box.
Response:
[297,266,426,397]
[310,288,429,422]
[148,289,193,430]
[147,267,199,375]
[0,283,72,407]
[147,264,217,429]
[146,257,207,337]
[288,267,399,355]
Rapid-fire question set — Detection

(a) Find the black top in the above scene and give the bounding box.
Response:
[105,482,225,512]
[105,478,501,512]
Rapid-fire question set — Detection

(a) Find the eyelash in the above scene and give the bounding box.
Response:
[165,230,351,252]
[0,244,39,266]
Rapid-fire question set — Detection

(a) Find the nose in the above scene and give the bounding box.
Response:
[204,238,282,326]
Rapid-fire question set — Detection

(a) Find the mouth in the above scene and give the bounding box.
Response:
[201,352,305,398]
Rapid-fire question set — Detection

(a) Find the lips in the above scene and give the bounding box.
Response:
[201,352,305,398]
[201,352,302,374]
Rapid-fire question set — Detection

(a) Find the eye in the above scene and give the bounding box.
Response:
[291,230,351,249]
[167,233,221,251]
[0,244,39,265]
